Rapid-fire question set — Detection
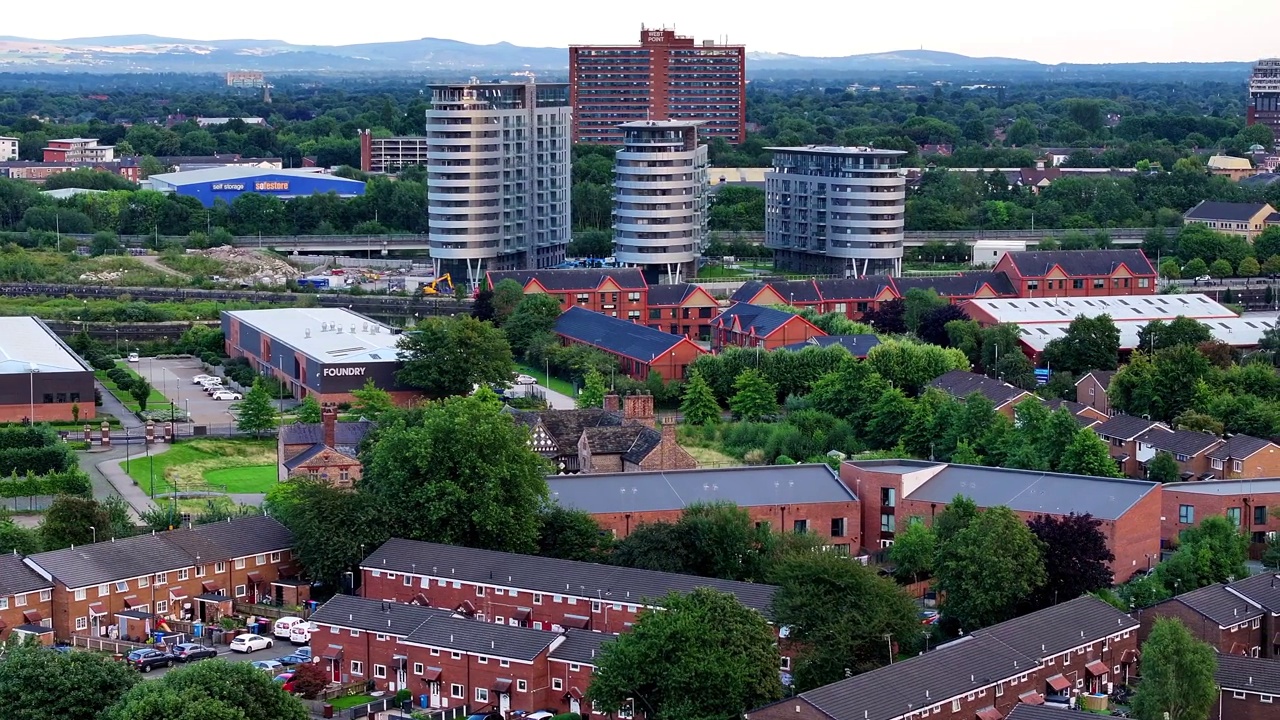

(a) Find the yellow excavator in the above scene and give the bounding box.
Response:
[420,274,454,295]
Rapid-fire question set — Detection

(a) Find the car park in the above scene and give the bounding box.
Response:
[229,633,273,653]
[127,352,140,362]
[211,390,243,401]
[171,643,218,662]
[278,647,313,667]
[251,659,284,675]
[192,374,217,384]
[125,648,175,672]
[288,621,318,645]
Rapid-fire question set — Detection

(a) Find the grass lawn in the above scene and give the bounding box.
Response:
[328,695,376,710]
[123,438,276,495]
[516,363,578,398]
[697,265,753,279]
[682,444,742,467]
[96,362,169,413]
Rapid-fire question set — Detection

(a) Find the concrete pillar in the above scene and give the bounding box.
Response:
[145,421,155,445]
[100,422,110,448]
[163,422,173,444]
[83,424,92,444]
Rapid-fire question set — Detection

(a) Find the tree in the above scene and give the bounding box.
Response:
[503,293,563,358]
[1040,314,1120,375]
[360,392,549,553]
[288,661,328,699]
[917,304,970,347]
[903,288,948,334]
[262,479,388,588]
[490,279,527,325]
[1208,258,1234,279]
[1005,117,1039,147]
[1130,618,1218,720]
[680,370,722,425]
[235,380,277,437]
[612,504,777,583]
[1184,257,1209,278]
[1255,227,1280,264]
[293,395,322,424]
[396,316,516,398]
[729,369,778,421]
[865,340,970,396]
[568,229,613,258]
[349,378,394,420]
[128,377,151,411]
[577,369,606,409]
[589,588,782,720]
[768,549,920,691]
[0,508,41,555]
[933,494,978,545]
[935,506,1047,630]
[1238,256,1260,278]
[864,387,915,450]
[536,505,611,563]
[888,517,935,582]
[0,641,139,720]
[1148,451,1182,484]
[1263,532,1280,570]
[862,298,907,334]
[1136,317,1213,353]
[104,659,308,720]
[1058,429,1123,477]
[1159,258,1181,280]
[40,495,111,551]
[1027,513,1113,609]
[1157,515,1249,592]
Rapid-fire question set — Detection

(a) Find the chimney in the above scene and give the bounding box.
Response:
[603,392,621,413]
[322,404,338,449]
[1036,157,1046,171]
[660,417,677,469]
[622,393,654,423]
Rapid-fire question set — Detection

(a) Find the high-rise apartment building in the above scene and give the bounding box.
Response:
[612,121,709,284]
[765,146,907,278]
[1248,59,1280,146]
[570,28,745,145]
[425,82,571,286]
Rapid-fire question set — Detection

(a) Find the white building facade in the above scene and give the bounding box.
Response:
[0,137,17,161]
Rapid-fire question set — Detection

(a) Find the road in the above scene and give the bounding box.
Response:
[145,635,304,679]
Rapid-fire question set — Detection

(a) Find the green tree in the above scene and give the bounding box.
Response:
[1058,429,1122,477]
[589,588,782,720]
[104,659,308,720]
[888,517,935,582]
[577,368,606,409]
[0,507,41,555]
[1262,532,1280,570]
[935,506,1047,630]
[127,377,151,411]
[235,379,277,437]
[612,503,777,583]
[1157,515,1249,592]
[567,229,613,258]
[1136,317,1213,353]
[396,316,516,398]
[349,377,394,420]
[729,369,778,421]
[293,395,322,424]
[1005,117,1039,147]
[902,288,948,335]
[360,392,549,553]
[503,293,563,358]
[680,370,722,425]
[489,278,527,325]
[1040,314,1121,375]
[0,641,139,720]
[1159,258,1181,280]
[1208,258,1233,279]
[262,479,388,588]
[1184,257,1209,278]
[1238,255,1260,278]
[1130,618,1218,720]
[1148,451,1182,484]
[40,495,111,551]
[933,494,978,545]
[865,340,970,396]
[768,549,920,690]
[536,505,611,563]
[864,387,915,450]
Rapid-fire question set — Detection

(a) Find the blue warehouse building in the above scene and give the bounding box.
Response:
[147,167,365,208]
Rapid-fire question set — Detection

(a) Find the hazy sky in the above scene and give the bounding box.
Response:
[10,0,1280,64]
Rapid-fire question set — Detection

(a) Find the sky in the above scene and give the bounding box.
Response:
[8,0,1280,64]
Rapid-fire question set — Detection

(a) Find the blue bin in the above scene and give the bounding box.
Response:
[419,695,428,709]
[192,622,203,638]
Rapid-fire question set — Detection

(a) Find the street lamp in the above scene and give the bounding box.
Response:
[28,362,39,425]
[89,526,96,544]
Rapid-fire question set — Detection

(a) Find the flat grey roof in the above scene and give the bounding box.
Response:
[1162,478,1280,495]
[766,145,907,156]
[619,120,703,129]
[906,464,1158,520]
[548,464,855,514]
[0,317,90,374]
[224,308,401,365]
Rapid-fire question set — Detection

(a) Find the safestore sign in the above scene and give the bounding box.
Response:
[254,181,290,192]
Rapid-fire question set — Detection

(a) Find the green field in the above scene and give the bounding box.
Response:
[123,438,276,496]
[328,695,376,710]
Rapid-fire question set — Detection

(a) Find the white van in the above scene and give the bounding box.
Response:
[272,616,303,639]
[289,621,318,645]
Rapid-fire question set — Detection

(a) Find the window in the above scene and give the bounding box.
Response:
[350,661,363,676]
[500,659,510,668]
[234,559,245,570]
[195,566,206,577]
[510,590,518,598]
[430,649,440,656]
[371,570,381,578]
[554,594,563,603]
[996,684,1004,697]
[374,665,387,679]
[1257,506,1269,526]
[270,552,282,562]
[138,576,149,589]
[628,292,641,302]
[0,598,6,610]
[577,293,589,305]
[40,589,50,602]
[1233,691,1247,700]
[451,652,462,660]
[330,626,338,634]
[1093,278,1105,289]
[1072,279,1084,290]
[1227,507,1242,527]
[793,519,808,533]
[376,634,388,641]
[476,586,485,597]
[256,554,266,566]
[404,575,412,587]
[553,678,564,691]
[569,663,581,672]
[830,518,846,537]
[156,600,168,614]
[1175,453,1190,462]
[14,594,25,606]
[591,601,602,613]
[533,593,543,605]
[1026,281,1039,291]
[1261,694,1274,703]
[1138,278,1150,288]
[155,573,167,585]
[177,569,189,581]
[475,688,489,703]
[517,680,528,692]
[478,656,488,664]
[350,630,361,637]
[116,581,129,592]
[1234,460,1244,473]
[1179,505,1195,524]
[495,588,504,596]
[780,657,791,671]
[215,562,226,573]
[451,684,464,699]
[234,585,246,597]
[74,588,86,601]
[414,663,424,675]
[495,617,504,625]
[75,616,88,630]
[881,487,896,507]
[1253,618,1261,629]
[1212,458,1224,470]
[880,514,895,533]
[98,584,108,597]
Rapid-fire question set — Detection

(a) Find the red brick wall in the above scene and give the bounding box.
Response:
[0,590,53,641]
[588,500,862,551]
[1138,600,1263,655]
[1161,487,1280,545]
[839,464,906,551]
[0,401,94,423]
[1216,690,1280,720]
[1110,484,1164,581]
[1076,375,1111,415]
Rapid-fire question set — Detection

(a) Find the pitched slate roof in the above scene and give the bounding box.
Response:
[905,464,1158,521]
[1183,200,1274,223]
[1168,583,1263,626]
[26,516,294,589]
[548,629,616,665]
[970,595,1138,660]
[1227,572,1280,613]
[404,614,560,661]
[780,335,881,358]
[513,408,623,449]
[1077,370,1116,390]
[928,370,1031,407]
[1006,707,1082,720]
[1135,428,1220,457]
[1215,655,1280,694]
[813,278,894,302]
[1209,434,1275,461]
[893,271,1016,298]
[712,303,817,338]
[730,281,770,304]
[1001,249,1156,277]
[487,268,647,292]
[280,421,374,447]
[1093,414,1165,441]
[311,594,453,636]
[582,425,662,464]
[646,283,700,306]
[362,538,778,616]
[549,464,854,514]
[0,553,52,597]
[1044,399,1102,427]
[555,307,692,361]
[282,444,329,471]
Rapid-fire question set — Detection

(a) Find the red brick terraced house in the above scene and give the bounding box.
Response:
[1075,371,1117,417]
[746,596,1139,720]
[710,302,826,351]
[1092,415,1168,478]
[1133,427,1223,481]
[553,307,705,382]
[0,553,54,644]
[1162,480,1280,557]
[731,280,828,314]
[1139,572,1280,660]
[1214,654,1280,719]
[358,538,778,638]
[277,406,374,486]
[890,272,1017,303]
[992,250,1157,298]
[546,464,861,551]
[486,269,649,320]
[840,460,1162,578]
[926,370,1037,420]
[1043,399,1108,428]
[644,283,720,341]
[730,278,896,320]
[779,335,881,358]
[22,516,298,641]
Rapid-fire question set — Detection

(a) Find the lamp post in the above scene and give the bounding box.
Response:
[89,526,96,544]
[148,445,155,499]
[28,362,39,425]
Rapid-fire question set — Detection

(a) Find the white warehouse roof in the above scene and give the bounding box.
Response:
[966,294,1235,324]
[0,317,91,374]
[224,308,402,365]
[1018,316,1278,352]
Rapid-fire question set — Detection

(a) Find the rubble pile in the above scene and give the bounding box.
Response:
[196,246,302,286]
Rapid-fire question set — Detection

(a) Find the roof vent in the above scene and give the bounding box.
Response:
[305,328,311,338]
[362,322,368,332]
[350,325,356,334]
[337,325,344,334]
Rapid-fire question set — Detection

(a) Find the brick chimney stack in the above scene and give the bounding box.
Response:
[321,404,338,449]
[603,392,621,413]
[622,393,654,423]
[660,416,677,469]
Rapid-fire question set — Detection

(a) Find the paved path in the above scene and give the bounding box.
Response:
[519,383,575,409]
[97,379,144,430]
[84,443,170,520]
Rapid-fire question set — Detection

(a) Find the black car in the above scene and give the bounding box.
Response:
[171,642,218,662]
[125,648,175,672]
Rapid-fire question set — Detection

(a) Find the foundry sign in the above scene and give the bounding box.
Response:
[322,366,367,377]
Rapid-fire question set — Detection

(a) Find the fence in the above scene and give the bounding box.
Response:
[315,680,373,702]
[234,601,310,621]
[68,633,189,654]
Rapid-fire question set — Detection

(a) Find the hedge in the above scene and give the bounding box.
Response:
[0,425,59,450]
[0,445,78,475]
[0,469,92,498]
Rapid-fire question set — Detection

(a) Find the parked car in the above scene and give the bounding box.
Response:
[229,633,273,653]
[251,659,284,675]
[515,374,538,385]
[919,610,940,626]
[273,616,303,639]
[125,648,175,672]
[171,643,218,662]
[288,621,318,645]
[274,672,297,693]
[211,390,243,401]
[278,647,313,667]
[192,374,217,384]
[127,352,140,363]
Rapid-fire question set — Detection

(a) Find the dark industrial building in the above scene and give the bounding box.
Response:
[0,317,94,423]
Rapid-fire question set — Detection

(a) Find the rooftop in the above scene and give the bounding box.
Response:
[487,268,647,292]
[892,272,1017,298]
[1208,434,1276,461]
[619,120,704,129]
[0,317,91,374]
[0,553,53,597]
[555,307,695,362]
[1215,655,1280,695]
[1183,200,1276,222]
[1228,572,1280,613]
[1016,316,1278,353]
[712,302,818,339]
[1000,249,1155,278]
[1162,478,1280,496]
[766,145,908,157]
[1166,583,1263,627]
[1207,155,1254,170]
[779,335,881,358]
[548,464,854,514]
[223,308,401,365]
[972,595,1138,659]
[150,167,360,188]
[965,293,1234,325]
[903,463,1158,521]
[928,370,1031,408]
[548,629,616,665]
[1136,427,1221,457]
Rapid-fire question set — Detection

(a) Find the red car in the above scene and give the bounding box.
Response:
[274,672,296,693]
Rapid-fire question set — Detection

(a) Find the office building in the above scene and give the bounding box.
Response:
[612,120,709,283]
[358,131,430,173]
[42,138,114,164]
[0,317,95,423]
[570,28,745,145]
[225,71,266,88]
[1248,59,1280,146]
[426,81,571,286]
[765,146,907,277]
